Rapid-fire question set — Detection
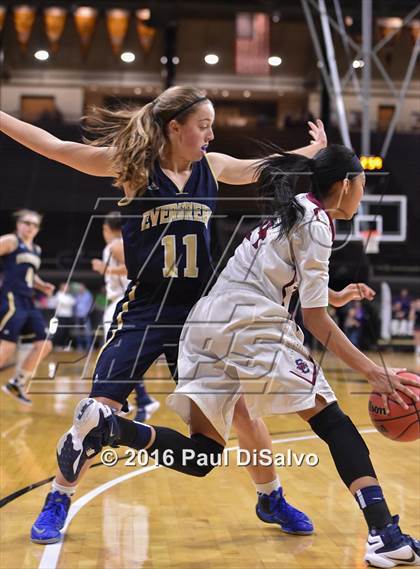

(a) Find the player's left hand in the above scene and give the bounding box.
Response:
[43,282,55,297]
[330,283,376,307]
[366,366,420,413]
[308,119,327,148]
[92,258,106,274]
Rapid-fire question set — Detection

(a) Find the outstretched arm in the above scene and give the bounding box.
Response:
[0,111,116,177]
[206,119,327,185]
[293,219,416,411]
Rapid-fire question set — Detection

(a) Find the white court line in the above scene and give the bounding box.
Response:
[39,428,378,569]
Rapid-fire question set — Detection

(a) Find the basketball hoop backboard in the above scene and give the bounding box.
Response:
[334,194,407,244]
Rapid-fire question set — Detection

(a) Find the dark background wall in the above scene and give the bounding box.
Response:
[1,122,419,290]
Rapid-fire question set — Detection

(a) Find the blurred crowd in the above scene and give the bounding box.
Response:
[335,287,420,354]
[390,288,417,337]
[35,282,102,351]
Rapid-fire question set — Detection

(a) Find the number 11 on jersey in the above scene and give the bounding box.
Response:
[161,234,198,278]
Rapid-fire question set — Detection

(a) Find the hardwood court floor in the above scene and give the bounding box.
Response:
[0,351,419,569]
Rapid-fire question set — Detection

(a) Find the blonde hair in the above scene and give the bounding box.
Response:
[13,209,42,226]
[84,86,210,195]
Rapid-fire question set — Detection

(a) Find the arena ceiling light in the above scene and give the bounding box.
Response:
[121,51,135,63]
[204,53,219,65]
[352,59,365,69]
[268,56,282,67]
[137,8,151,21]
[34,50,49,61]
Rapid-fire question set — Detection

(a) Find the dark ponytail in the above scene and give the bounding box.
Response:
[256,151,313,240]
[256,144,364,239]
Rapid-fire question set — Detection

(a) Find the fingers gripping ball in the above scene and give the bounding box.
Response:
[368,372,420,442]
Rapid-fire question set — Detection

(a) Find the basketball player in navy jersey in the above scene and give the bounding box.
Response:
[1,87,326,544]
[91,211,159,422]
[0,210,54,404]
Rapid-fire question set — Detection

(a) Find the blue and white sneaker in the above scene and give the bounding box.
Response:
[364,515,420,567]
[56,398,118,483]
[30,491,70,544]
[256,488,314,535]
[134,398,160,423]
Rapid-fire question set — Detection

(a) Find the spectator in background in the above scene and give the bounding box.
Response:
[344,301,364,348]
[94,286,107,312]
[391,288,412,336]
[410,298,420,358]
[74,283,93,351]
[50,283,75,349]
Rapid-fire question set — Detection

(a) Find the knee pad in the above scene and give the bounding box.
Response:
[309,402,376,487]
[188,433,224,477]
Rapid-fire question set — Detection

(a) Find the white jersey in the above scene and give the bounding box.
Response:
[168,193,337,441]
[103,239,129,302]
[210,193,334,310]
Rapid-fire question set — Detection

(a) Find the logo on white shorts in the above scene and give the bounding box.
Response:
[295,358,310,374]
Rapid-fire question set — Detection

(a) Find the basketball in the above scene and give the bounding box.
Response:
[368,372,420,442]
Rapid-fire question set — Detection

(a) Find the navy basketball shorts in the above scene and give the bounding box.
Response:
[0,292,47,343]
[90,283,193,405]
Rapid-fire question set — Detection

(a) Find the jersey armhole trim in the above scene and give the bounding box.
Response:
[204,154,219,190]
[118,197,135,207]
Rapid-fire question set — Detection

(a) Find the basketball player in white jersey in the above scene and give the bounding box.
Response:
[64,146,419,567]
[91,212,159,422]
[163,146,419,567]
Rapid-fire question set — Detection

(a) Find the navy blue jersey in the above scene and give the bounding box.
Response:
[1,236,41,298]
[119,156,218,305]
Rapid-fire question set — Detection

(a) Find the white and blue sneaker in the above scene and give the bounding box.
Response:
[134,398,160,423]
[365,515,420,567]
[30,491,70,544]
[256,488,314,535]
[56,398,118,483]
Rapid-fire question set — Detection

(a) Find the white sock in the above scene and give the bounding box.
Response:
[52,479,77,497]
[255,477,281,496]
[11,369,32,388]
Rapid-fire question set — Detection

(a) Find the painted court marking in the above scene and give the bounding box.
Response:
[39,429,378,569]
